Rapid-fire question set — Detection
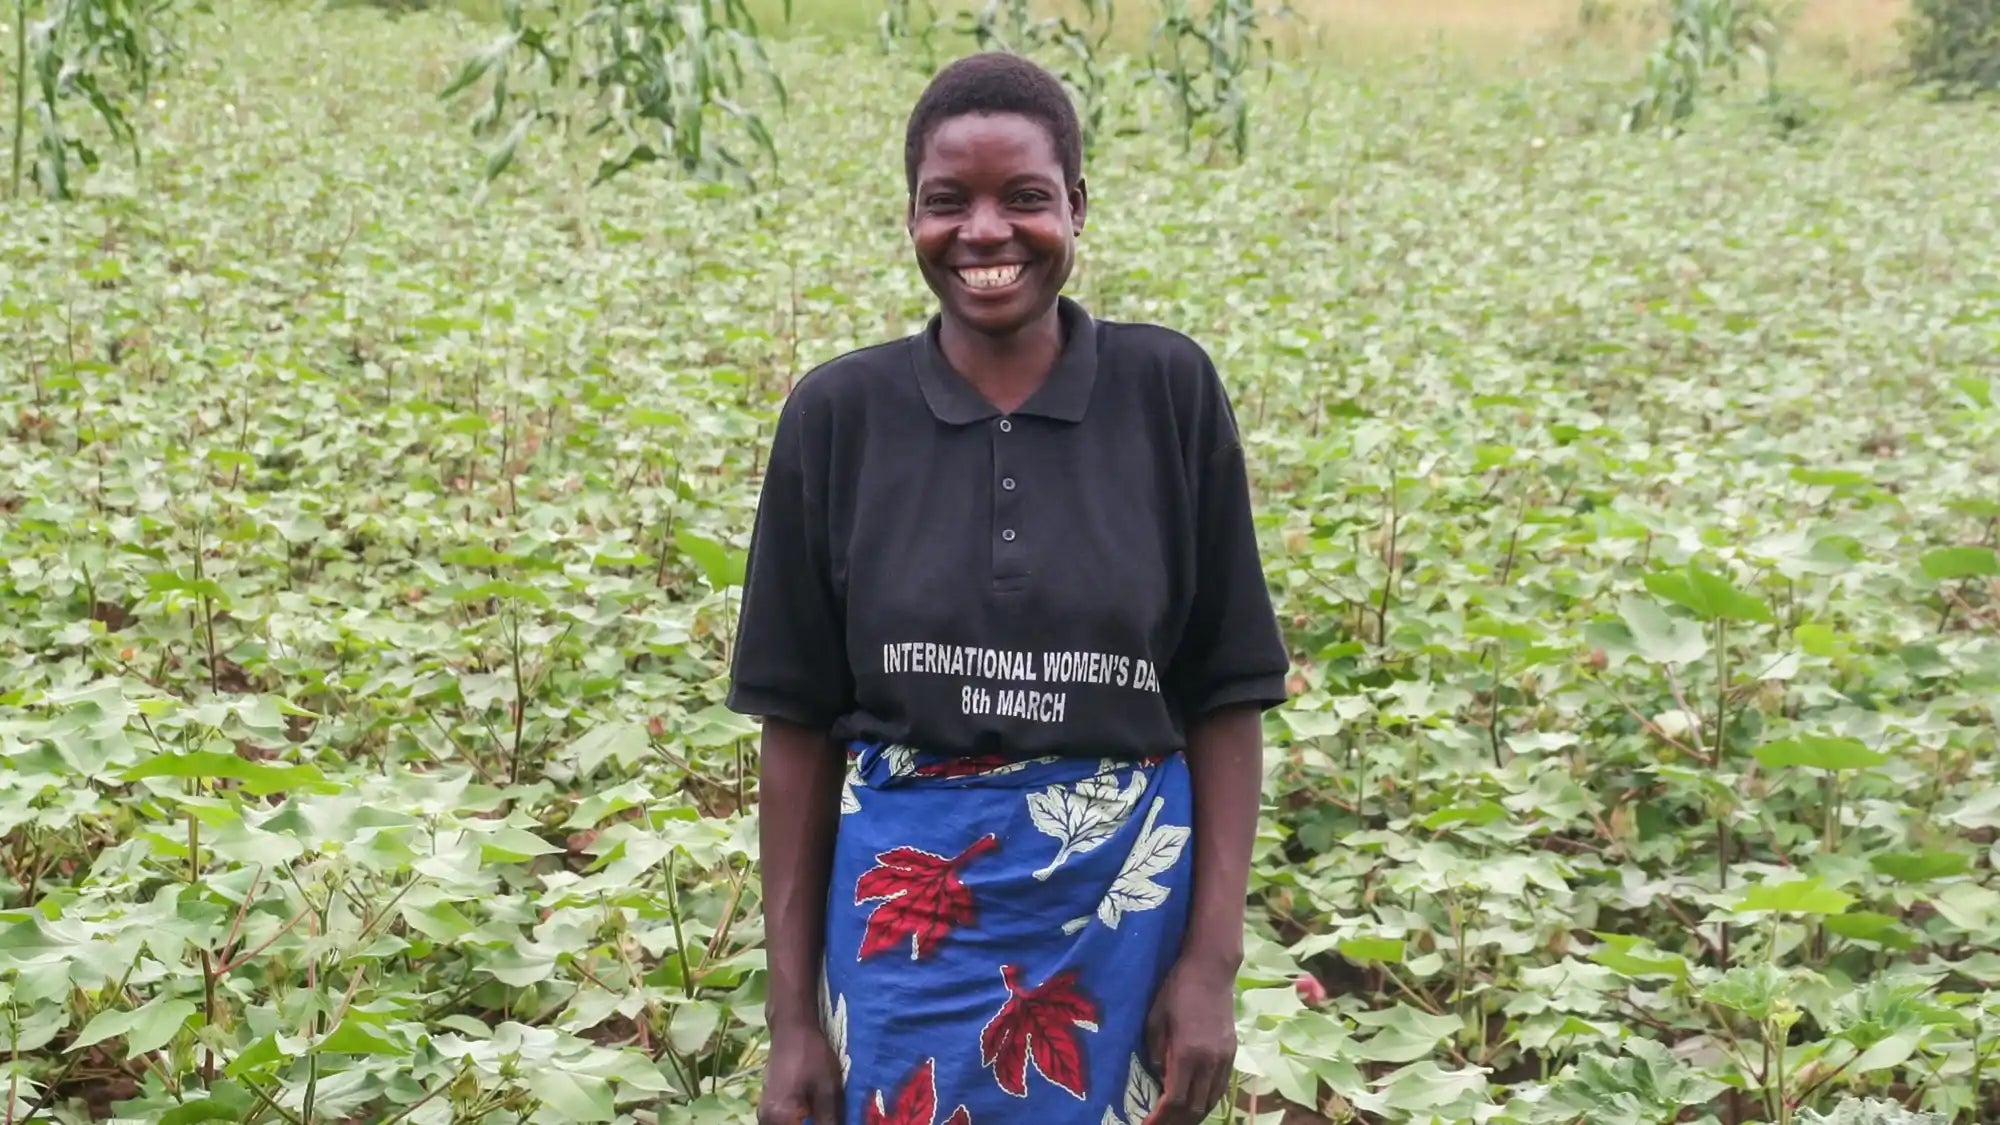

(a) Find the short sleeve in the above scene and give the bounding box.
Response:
[724,398,852,728]
[1166,419,1291,722]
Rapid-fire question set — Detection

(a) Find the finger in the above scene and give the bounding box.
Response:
[1168,1056,1209,1125]
[1140,1047,1180,1125]
[1184,1048,1216,1120]
[1162,1046,1206,1125]
[1193,1051,1232,1120]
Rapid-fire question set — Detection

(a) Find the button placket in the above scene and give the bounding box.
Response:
[993,416,1027,580]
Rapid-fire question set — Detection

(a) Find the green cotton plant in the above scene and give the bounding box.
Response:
[1144,0,1287,163]
[7,0,183,199]
[1623,0,1782,133]
[1799,1098,1948,1124]
[5,7,2000,1120]
[439,0,789,192]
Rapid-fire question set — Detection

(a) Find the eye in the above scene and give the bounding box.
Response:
[1011,189,1050,207]
[923,192,962,211]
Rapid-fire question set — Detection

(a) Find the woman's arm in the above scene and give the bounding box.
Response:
[758,717,846,1039]
[1181,703,1263,970]
[1143,351,1289,1123]
[1144,702,1264,1125]
[755,718,847,1124]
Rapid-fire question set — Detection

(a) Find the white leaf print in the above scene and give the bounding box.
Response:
[1096,797,1189,930]
[1109,876,1171,914]
[840,762,862,815]
[1027,771,1147,881]
[1125,1054,1160,1121]
[970,755,1059,778]
[884,745,918,779]
[819,967,850,1084]
[1101,1055,1160,1125]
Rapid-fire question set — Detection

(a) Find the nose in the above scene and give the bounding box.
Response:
[960,200,1009,246]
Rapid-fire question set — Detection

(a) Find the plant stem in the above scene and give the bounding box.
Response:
[187,787,200,886]
[1713,618,1729,761]
[507,608,526,784]
[1771,1016,1788,1125]
[1714,617,1733,968]
[1452,889,1468,1026]
[1486,641,1504,768]
[1377,468,1398,645]
[10,0,25,198]
[191,525,220,692]
[378,1062,469,1125]
[1718,811,1732,967]
[1382,962,1447,1016]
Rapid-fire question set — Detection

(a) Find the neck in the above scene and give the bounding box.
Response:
[939,304,1064,413]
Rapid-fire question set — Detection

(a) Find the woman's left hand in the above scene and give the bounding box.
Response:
[1142,953,1238,1124]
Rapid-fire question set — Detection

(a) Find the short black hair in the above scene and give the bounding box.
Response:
[904,52,1084,196]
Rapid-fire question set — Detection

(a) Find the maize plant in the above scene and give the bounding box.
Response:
[954,0,1118,157]
[6,0,181,199]
[439,0,788,190]
[877,0,941,71]
[1145,0,1286,163]
[956,0,1039,52]
[1623,0,1782,132]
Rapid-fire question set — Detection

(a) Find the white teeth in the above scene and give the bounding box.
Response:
[957,264,1023,290]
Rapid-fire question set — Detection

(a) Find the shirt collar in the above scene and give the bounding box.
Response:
[912,296,1100,425]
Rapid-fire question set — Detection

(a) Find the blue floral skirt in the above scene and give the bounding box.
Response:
[814,741,1192,1125]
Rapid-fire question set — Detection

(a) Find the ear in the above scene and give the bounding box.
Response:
[1070,177,1088,234]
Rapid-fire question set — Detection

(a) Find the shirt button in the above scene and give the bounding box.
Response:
[998,419,1012,433]
[1002,529,1017,542]
[1002,477,1016,491]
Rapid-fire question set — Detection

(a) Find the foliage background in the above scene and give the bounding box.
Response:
[1,0,1998,1122]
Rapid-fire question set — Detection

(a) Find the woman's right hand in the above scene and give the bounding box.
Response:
[758,1026,845,1125]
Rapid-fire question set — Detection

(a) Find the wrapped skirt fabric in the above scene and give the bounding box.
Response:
[814,741,1191,1125]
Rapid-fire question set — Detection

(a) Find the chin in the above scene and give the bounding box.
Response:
[951,304,1034,336]
[947,290,1060,338]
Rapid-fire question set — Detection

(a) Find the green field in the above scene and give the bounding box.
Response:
[2,1,1999,1122]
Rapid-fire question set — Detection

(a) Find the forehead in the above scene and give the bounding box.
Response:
[917,113,1063,182]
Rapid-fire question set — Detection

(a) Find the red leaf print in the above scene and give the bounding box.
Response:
[913,754,1014,778]
[855,835,998,961]
[863,1059,971,1125]
[979,965,1101,1100]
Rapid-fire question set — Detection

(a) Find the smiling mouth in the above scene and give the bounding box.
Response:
[954,263,1025,292]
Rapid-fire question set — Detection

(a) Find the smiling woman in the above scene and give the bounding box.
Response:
[902,64,1085,406]
[728,51,1292,1125]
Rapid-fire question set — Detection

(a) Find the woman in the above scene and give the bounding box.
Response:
[727,51,1290,1125]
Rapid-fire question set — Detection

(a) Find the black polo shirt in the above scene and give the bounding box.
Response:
[724,296,1289,760]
